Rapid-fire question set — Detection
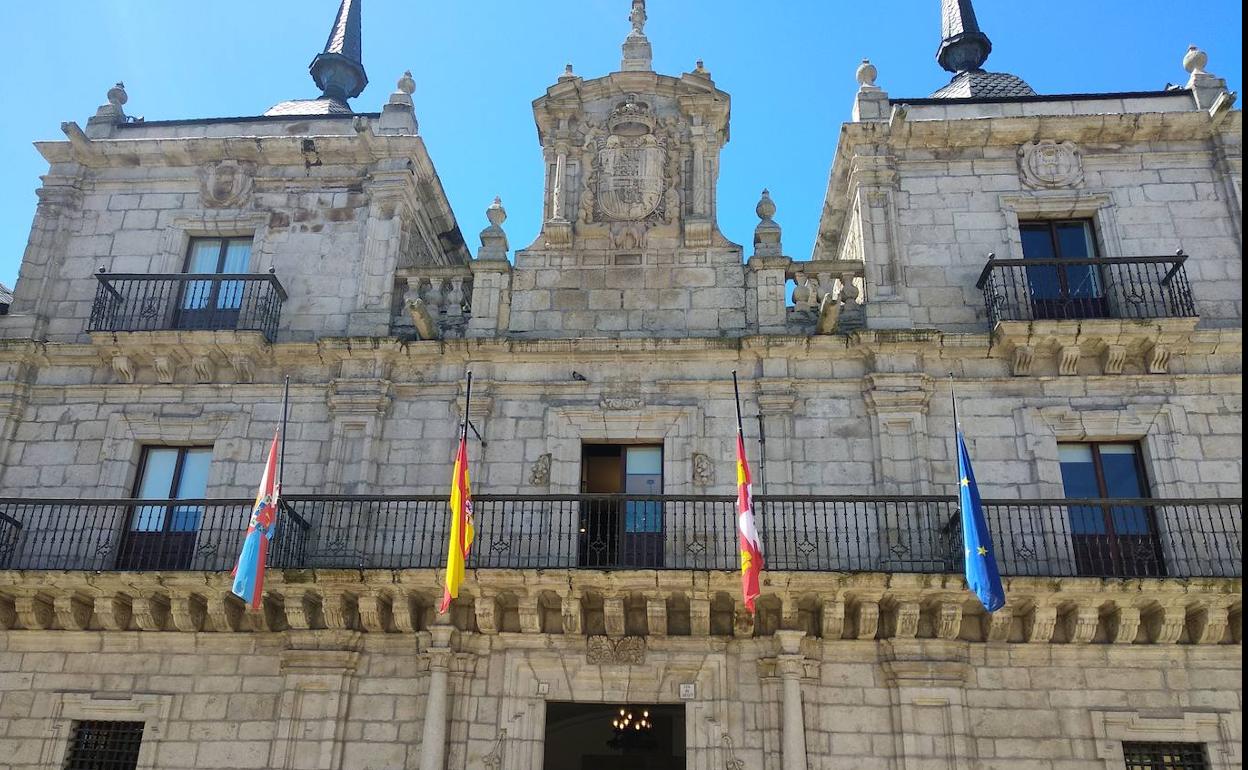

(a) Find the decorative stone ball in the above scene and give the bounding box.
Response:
[397,71,416,96]
[856,59,877,87]
[487,197,507,226]
[756,189,776,221]
[107,82,128,107]
[1183,45,1208,74]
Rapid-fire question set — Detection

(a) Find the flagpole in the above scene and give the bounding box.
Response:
[278,375,290,493]
[949,372,959,433]
[756,414,767,495]
[732,371,744,438]
[462,371,473,441]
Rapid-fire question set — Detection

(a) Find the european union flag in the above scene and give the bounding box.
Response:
[956,431,1005,612]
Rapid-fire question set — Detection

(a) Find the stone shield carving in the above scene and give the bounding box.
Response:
[198,160,253,208]
[596,135,666,220]
[1019,140,1084,189]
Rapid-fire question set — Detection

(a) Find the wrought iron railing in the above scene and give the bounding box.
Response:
[976,252,1197,325]
[87,270,287,341]
[0,495,1238,579]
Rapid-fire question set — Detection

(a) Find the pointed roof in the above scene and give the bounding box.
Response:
[310,0,367,100]
[264,0,368,116]
[931,0,1035,98]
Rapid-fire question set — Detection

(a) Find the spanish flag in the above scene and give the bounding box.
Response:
[439,433,474,613]
[736,433,763,613]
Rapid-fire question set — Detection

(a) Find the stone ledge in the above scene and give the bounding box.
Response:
[0,569,1239,646]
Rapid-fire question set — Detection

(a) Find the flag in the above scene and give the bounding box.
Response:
[736,433,763,613]
[956,431,1005,612]
[439,433,474,613]
[231,431,280,610]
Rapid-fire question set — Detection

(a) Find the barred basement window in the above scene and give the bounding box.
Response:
[64,720,144,770]
[1122,741,1210,770]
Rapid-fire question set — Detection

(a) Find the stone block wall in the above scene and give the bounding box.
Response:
[0,630,1239,769]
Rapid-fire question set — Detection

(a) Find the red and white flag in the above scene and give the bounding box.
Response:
[735,433,763,613]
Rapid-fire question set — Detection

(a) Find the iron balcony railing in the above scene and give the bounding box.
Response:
[87,269,287,341]
[0,495,1239,579]
[975,251,1197,325]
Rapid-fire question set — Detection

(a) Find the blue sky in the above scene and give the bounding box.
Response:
[2,1,1242,289]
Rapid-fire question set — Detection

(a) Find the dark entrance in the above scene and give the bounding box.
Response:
[544,702,685,770]
[579,444,664,568]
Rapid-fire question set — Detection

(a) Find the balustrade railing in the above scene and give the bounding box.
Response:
[0,495,1238,579]
[976,252,1197,325]
[87,270,287,341]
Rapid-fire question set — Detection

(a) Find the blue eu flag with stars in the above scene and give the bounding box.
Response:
[957,431,1005,612]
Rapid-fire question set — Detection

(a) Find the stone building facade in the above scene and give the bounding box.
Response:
[0,1,1241,769]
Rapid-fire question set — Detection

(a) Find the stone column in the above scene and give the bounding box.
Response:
[775,630,809,770]
[419,625,455,770]
[551,145,568,221]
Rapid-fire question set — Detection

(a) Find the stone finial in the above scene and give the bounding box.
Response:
[86,81,129,138]
[856,59,878,89]
[621,0,653,71]
[388,70,415,107]
[937,0,992,73]
[379,70,418,134]
[479,197,509,259]
[310,0,368,102]
[1183,45,1208,75]
[559,63,576,81]
[107,82,128,109]
[693,59,711,78]
[753,189,782,257]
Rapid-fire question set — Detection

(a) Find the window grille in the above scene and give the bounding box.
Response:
[1123,742,1210,770]
[64,720,144,770]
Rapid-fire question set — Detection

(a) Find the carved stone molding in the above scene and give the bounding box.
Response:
[528,453,552,486]
[586,635,645,664]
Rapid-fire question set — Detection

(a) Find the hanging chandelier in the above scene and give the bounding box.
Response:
[607,706,657,752]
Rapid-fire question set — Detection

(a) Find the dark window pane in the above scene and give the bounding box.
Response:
[1020,226,1056,258]
[1021,226,1061,300]
[1123,741,1209,770]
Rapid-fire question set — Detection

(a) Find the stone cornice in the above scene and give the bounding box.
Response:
[0,569,1239,647]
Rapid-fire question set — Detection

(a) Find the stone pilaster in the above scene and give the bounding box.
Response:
[419,624,456,770]
[269,632,362,770]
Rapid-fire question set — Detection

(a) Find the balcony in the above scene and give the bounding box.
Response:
[976,252,1197,325]
[0,494,1239,580]
[87,270,286,342]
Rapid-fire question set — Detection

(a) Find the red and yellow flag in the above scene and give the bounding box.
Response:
[736,433,763,613]
[439,434,475,613]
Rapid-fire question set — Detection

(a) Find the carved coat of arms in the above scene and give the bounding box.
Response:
[1018,140,1084,189]
[585,96,670,222]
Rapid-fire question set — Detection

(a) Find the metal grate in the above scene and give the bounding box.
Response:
[64,721,144,770]
[1123,742,1209,770]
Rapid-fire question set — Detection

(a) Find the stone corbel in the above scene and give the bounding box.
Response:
[133,593,171,632]
[561,595,583,635]
[1057,346,1081,376]
[603,597,626,638]
[1145,342,1171,374]
[169,592,207,632]
[205,591,245,633]
[855,600,880,640]
[517,595,543,634]
[689,596,711,637]
[892,601,921,639]
[321,589,360,630]
[111,354,135,384]
[282,589,325,631]
[357,592,394,633]
[1064,604,1101,644]
[935,602,963,640]
[152,355,176,385]
[985,610,1013,642]
[646,595,668,637]
[1101,345,1127,375]
[1146,604,1187,644]
[1107,606,1141,644]
[821,599,845,640]
[54,593,93,631]
[94,594,133,631]
[475,595,500,635]
[191,355,214,384]
[732,605,755,638]
[1010,345,1034,377]
[231,354,255,384]
[1025,605,1057,643]
[1187,605,1229,645]
[15,595,55,630]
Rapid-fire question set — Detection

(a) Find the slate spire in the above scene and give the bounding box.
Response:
[936,0,992,73]
[310,0,368,102]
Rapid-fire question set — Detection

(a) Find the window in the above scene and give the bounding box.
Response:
[1059,443,1164,577]
[115,446,212,570]
[1020,219,1107,319]
[1122,742,1209,770]
[579,444,664,568]
[177,237,253,330]
[63,720,144,770]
